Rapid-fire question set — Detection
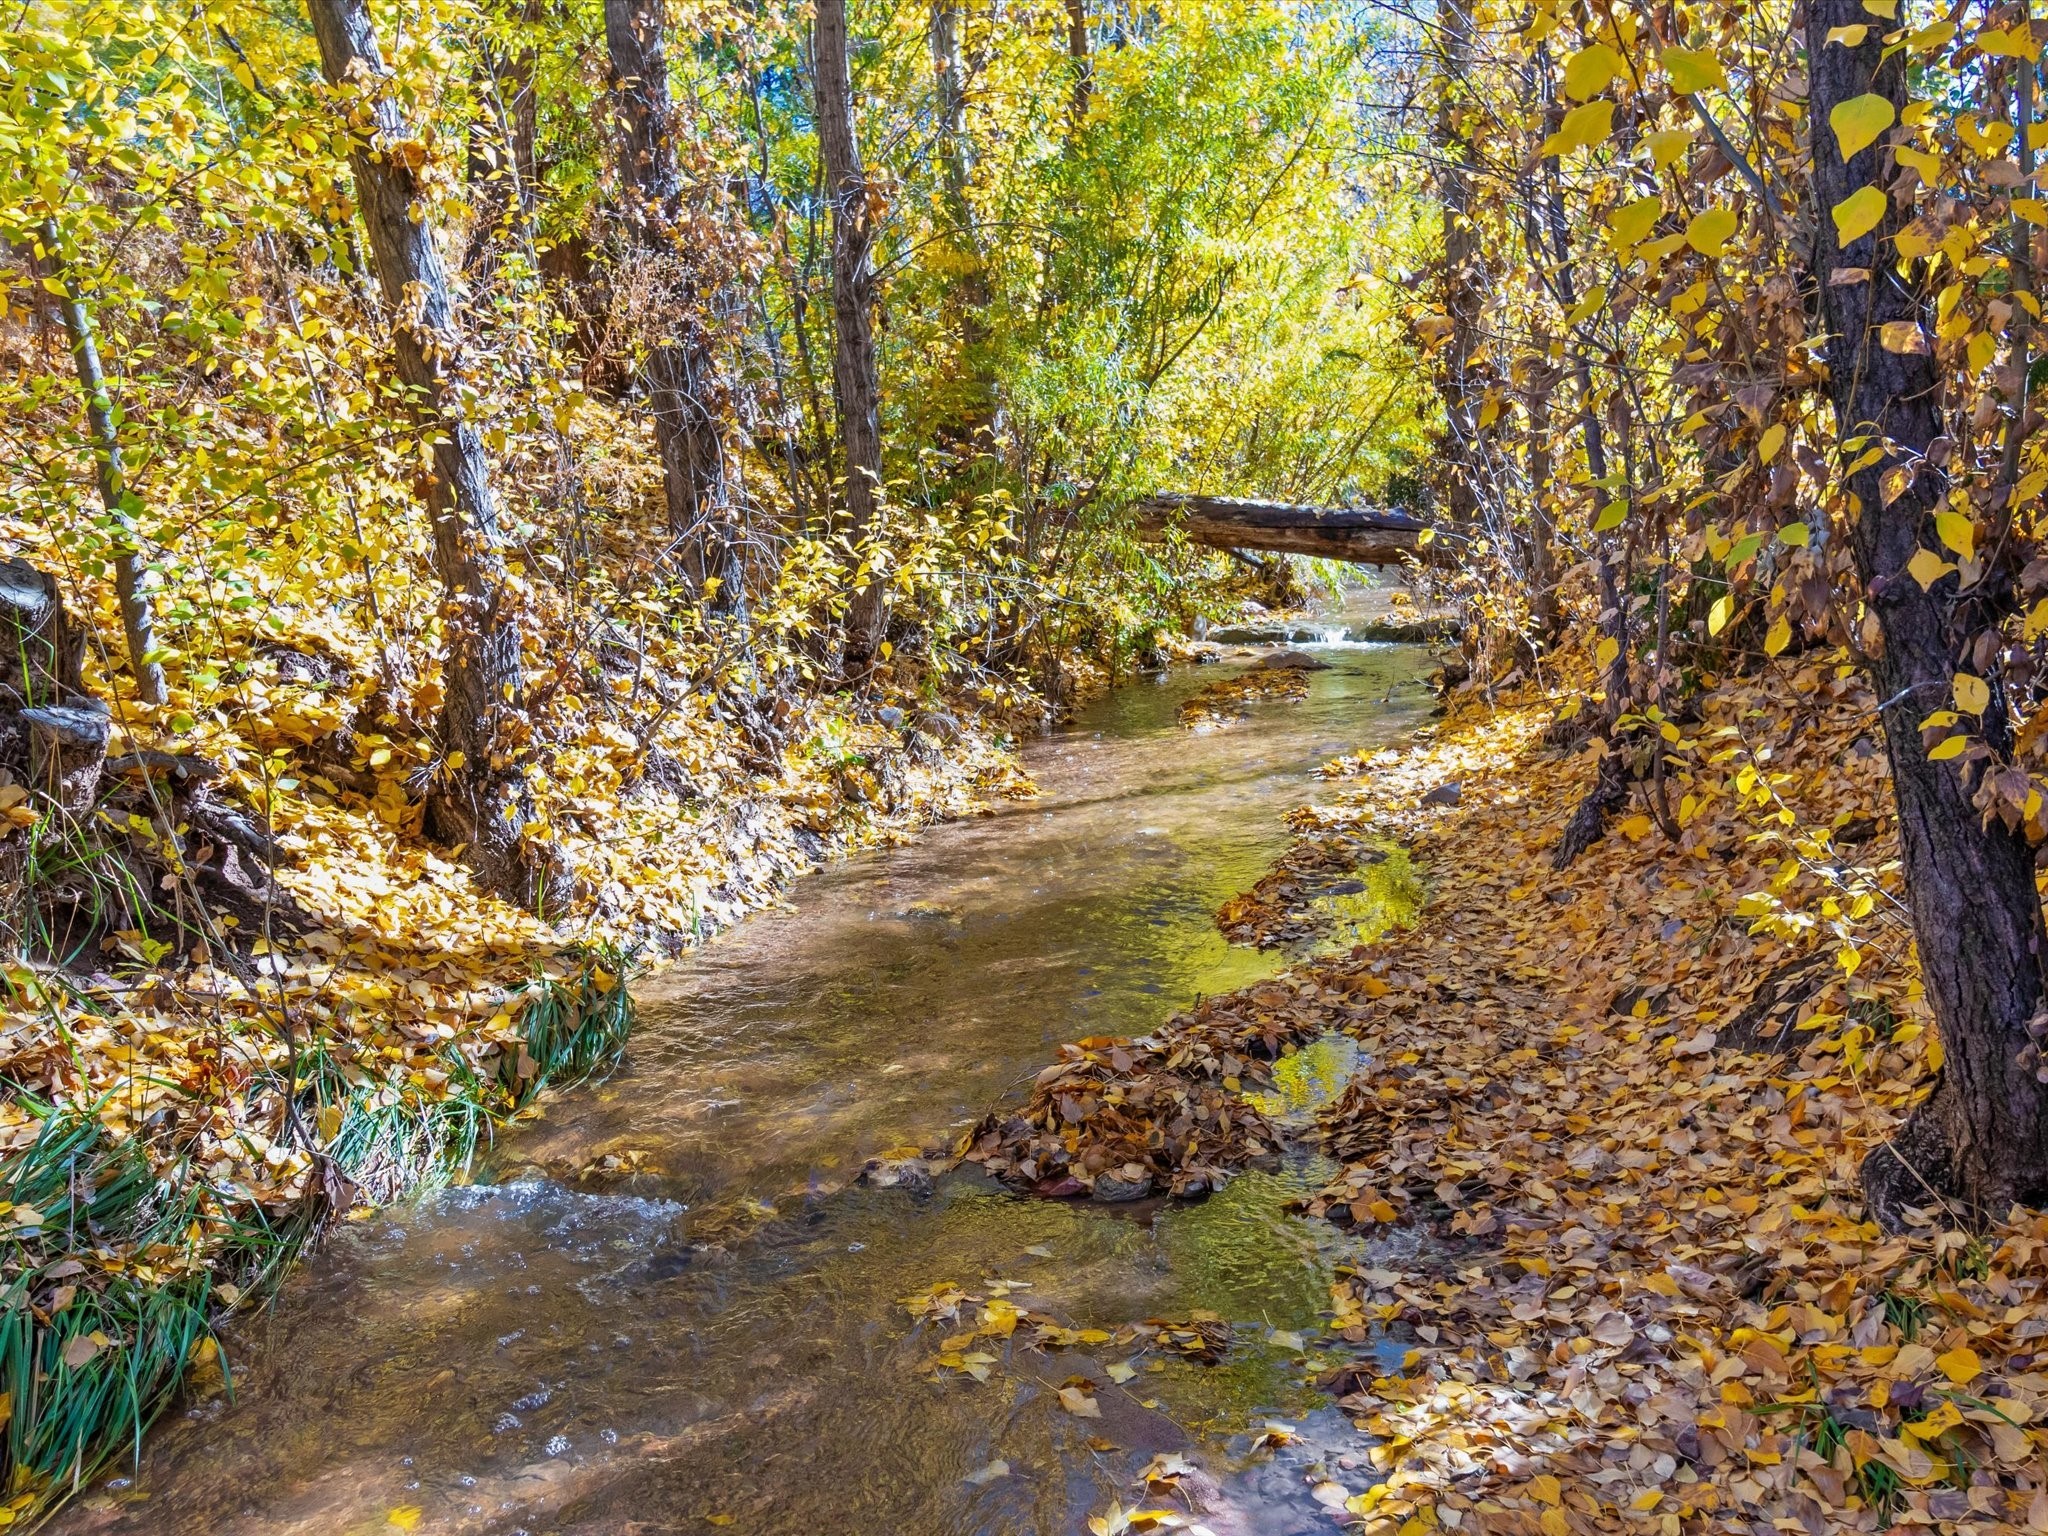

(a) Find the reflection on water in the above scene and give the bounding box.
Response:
[58,623,1434,1536]
[1318,846,1422,951]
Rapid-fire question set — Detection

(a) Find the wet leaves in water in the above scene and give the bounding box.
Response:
[1175,668,1311,731]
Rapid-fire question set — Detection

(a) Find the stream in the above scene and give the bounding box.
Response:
[61,609,1435,1536]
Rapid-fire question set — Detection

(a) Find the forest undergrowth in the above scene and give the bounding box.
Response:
[940,648,2048,1535]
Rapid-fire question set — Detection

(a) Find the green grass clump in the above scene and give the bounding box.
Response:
[0,1100,314,1523]
[0,941,639,1529]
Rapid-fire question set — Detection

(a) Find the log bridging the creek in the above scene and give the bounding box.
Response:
[1134,495,1432,566]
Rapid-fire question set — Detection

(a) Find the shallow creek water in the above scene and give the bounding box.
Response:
[62,626,1436,1536]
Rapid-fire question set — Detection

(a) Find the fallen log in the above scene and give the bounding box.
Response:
[1136,494,1432,566]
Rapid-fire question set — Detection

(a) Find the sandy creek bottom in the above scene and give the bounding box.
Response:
[61,621,1440,1536]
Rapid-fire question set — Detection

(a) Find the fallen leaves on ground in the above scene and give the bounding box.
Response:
[1055,651,2048,1534]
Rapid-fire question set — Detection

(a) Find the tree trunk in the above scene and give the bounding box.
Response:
[307,0,544,906]
[1063,0,1092,128]
[1535,74,1630,869]
[604,0,745,612]
[1433,0,1481,531]
[1524,335,1561,647]
[814,0,889,674]
[41,224,167,707]
[1808,0,2048,1224]
[462,0,539,281]
[930,0,996,451]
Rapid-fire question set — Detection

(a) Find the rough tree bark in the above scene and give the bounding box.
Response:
[1063,0,1092,128]
[1433,0,1481,531]
[307,0,545,906]
[1535,70,1631,869]
[814,0,889,674]
[41,224,167,707]
[604,0,745,611]
[930,0,996,450]
[1809,0,2048,1223]
[1523,332,1561,647]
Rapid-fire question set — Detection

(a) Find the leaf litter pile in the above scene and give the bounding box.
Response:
[949,651,2048,1535]
[1176,655,1319,731]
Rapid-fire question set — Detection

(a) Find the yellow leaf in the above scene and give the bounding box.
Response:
[1617,813,1654,840]
[2025,597,2048,640]
[1059,1385,1103,1417]
[1895,147,1942,183]
[980,1298,1021,1336]
[1663,46,1727,93]
[1978,23,2041,59]
[1880,320,1929,354]
[1708,593,1734,636]
[1530,1475,1562,1505]
[1776,521,1811,546]
[1935,509,1976,560]
[1764,615,1792,656]
[1833,186,1889,242]
[1969,330,1999,374]
[1540,100,1616,157]
[1758,423,1786,463]
[1827,23,1870,45]
[387,1511,422,1533]
[2016,197,2048,226]
[1954,672,1991,715]
[1646,128,1693,171]
[1938,1345,1984,1383]
[1907,548,1956,588]
[1564,43,1621,101]
[1863,0,1898,16]
[1595,636,1620,670]
[1928,734,1967,760]
[1686,206,1738,256]
[1831,93,1897,159]
[1607,196,1662,248]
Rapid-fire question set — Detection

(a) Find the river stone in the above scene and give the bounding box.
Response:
[1253,649,1332,671]
[1346,618,1458,643]
[1207,624,1287,644]
[859,1156,934,1196]
[1091,1169,1155,1202]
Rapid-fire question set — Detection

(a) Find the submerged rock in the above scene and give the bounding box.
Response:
[859,1156,935,1196]
[1091,1168,1156,1202]
[1254,648,1334,671]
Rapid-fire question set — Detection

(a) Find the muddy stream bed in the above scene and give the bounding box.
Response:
[62,620,1436,1536]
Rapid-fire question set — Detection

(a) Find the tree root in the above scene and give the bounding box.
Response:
[1551,748,1628,870]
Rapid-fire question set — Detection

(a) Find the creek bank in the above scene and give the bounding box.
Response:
[986,654,2048,1534]
[0,555,1034,1527]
